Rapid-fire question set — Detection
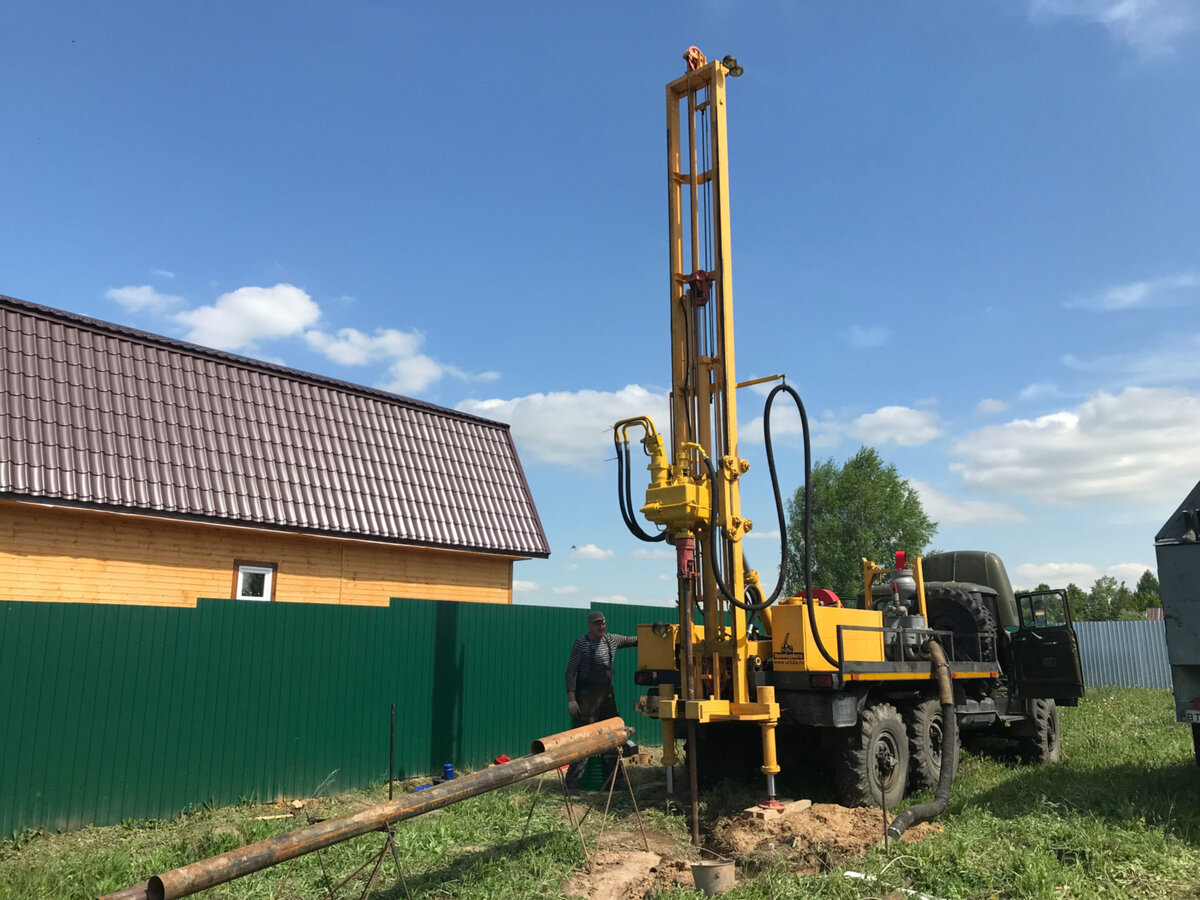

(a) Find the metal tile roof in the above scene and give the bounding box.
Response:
[0,294,549,558]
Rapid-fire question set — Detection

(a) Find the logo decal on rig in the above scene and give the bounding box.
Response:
[776,631,804,664]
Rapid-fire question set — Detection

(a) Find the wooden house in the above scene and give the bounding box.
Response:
[0,294,549,607]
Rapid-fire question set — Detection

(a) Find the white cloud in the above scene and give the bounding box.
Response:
[304,326,499,395]
[175,284,319,351]
[746,529,782,541]
[457,384,670,469]
[552,585,580,595]
[742,405,939,449]
[740,408,842,449]
[845,406,942,446]
[909,480,1027,526]
[1063,332,1200,386]
[631,548,674,560]
[513,580,538,592]
[1108,562,1155,583]
[382,354,445,395]
[976,398,1008,415]
[152,269,175,279]
[304,327,424,365]
[106,285,183,315]
[845,325,890,349]
[1015,561,1099,586]
[1018,382,1060,401]
[950,387,1200,506]
[592,594,630,604]
[1030,0,1200,56]
[572,543,613,560]
[1067,272,1200,310]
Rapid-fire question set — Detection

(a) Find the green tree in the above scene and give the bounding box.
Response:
[783,446,937,601]
[1113,580,1139,620]
[1078,575,1140,621]
[1065,583,1088,619]
[1134,569,1161,610]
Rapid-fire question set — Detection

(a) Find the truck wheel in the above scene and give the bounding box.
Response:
[835,702,909,809]
[906,698,957,791]
[926,587,997,662]
[1017,699,1061,764]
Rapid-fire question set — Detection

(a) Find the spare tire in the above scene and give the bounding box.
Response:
[925,586,997,662]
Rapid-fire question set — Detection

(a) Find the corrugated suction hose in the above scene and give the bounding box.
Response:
[886,639,957,840]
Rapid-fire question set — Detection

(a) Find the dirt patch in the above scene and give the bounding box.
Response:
[712,802,939,875]
[563,850,694,900]
[560,798,939,897]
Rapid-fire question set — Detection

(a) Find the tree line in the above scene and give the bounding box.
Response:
[781,445,1158,622]
[1033,571,1160,622]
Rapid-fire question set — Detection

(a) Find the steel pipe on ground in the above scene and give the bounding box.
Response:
[101,717,633,900]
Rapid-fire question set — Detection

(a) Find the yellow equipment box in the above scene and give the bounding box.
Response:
[771,604,884,672]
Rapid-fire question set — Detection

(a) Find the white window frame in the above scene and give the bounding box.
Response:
[235,564,275,602]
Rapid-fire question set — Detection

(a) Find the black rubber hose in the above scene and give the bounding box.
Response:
[763,383,839,669]
[613,429,666,543]
[886,639,958,839]
[700,455,774,612]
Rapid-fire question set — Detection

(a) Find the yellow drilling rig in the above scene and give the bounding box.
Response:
[615,48,1084,842]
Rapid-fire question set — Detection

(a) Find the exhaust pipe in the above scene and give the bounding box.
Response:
[886,640,957,840]
[102,717,633,900]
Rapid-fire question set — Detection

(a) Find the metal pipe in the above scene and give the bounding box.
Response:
[102,718,632,900]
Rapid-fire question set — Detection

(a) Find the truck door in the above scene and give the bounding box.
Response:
[1010,589,1085,704]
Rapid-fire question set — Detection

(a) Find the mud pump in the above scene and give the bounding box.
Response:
[615,49,1085,843]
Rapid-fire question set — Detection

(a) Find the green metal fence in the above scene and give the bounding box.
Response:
[0,597,668,837]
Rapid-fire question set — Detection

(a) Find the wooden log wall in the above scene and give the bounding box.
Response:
[0,499,514,606]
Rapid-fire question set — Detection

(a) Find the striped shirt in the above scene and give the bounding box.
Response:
[565,632,637,693]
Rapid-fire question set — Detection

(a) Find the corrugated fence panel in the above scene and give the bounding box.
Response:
[1075,620,1171,689]
[0,597,688,836]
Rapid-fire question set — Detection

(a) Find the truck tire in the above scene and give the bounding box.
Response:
[835,702,909,809]
[1017,699,1061,764]
[1193,724,1200,768]
[926,586,997,662]
[906,698,958,791]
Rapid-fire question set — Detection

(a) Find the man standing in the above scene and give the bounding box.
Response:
[564,610,637,788]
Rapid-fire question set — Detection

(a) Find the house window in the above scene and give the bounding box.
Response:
[233,561,277,601]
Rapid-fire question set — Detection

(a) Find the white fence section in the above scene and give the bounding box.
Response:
[1074,620,1171,690]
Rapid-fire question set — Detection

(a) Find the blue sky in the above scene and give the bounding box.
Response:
[4,2,1199,607]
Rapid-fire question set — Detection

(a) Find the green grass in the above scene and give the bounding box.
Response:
[2,688,1198,899]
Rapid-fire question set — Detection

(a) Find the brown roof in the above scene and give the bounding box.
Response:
[0,294,549,558]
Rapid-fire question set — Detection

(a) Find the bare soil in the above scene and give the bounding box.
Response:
[560,799,939,898]
[712,802,939,876]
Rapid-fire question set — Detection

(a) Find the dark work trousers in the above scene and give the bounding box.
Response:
[564,684,618,788]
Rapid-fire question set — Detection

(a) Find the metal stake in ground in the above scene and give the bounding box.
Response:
[557,767,593,873]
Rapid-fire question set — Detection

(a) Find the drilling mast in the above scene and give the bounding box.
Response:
[615,49,781,839]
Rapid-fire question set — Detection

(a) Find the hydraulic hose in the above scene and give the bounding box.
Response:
[886,639,958,840]
[763,383,839,669]
[701,454,774,612]
[613,425,667,543]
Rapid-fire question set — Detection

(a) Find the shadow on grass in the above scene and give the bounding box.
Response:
[964,759,1200,844]
[372,831,559,899]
